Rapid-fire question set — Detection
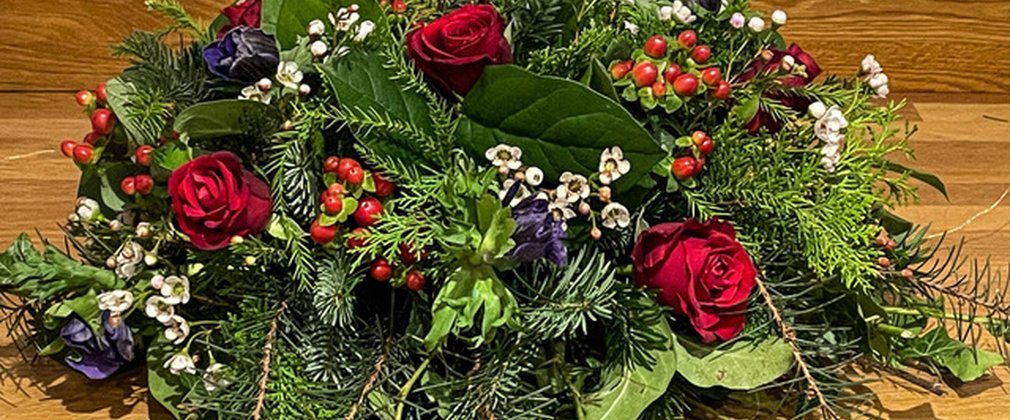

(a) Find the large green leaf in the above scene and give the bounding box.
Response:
[900,328,1004,382]
[147,334,188,419]
[674,336,794,390]
[583,321,677,420]
[104,77,156,146]
[77,163,136,215]
[173,100,282,140]
[261,0,332,49]
[456,65,663,198]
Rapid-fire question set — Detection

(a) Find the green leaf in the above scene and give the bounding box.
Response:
[583,321,677,420]
[901,328,1004,382]
[457,65,663,200]
[147,334,187,418]
[104,78,154,146]
[580,59,619,101]
[43,290,101,335]
[78,163,136,215]
[260,0,332,49]
[37,338,66,356]
[673,336,794,390]
[173,100,282,140]
[879,160,949,200]
[153,142,193,171]
[0,235,120,300]
[730,93,760,125]
[424,265,518,351]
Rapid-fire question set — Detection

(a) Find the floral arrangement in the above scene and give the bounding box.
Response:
[3,0,1007,418]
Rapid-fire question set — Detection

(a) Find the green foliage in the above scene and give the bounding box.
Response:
[583,320,677,420]
[313,254,364,328]
[899,327,1004,382]
[173,100,284,140]
[673,336,794,390]
[144,0,210,41]
[147,334,191,418]
[0,234,120,300]
[260,0,332,49]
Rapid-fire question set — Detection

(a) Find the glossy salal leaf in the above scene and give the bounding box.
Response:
[173,100,282,140]
[674,335,794,390]
[879,160,949,200]
[457,65,663,199]
[78,163,135,215]
[900,328,1004,382]
[583,320,677,420]
[261,0,332,49]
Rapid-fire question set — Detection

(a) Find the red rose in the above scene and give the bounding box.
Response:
[406,4,513,96]
[739,43,821,134]
[168,152,272,251]
[632,218,757,343]
[217,0,262,39]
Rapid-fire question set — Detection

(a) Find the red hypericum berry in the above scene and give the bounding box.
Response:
[644,35,668,58]
[135,174,154,195]
[354,197,383,226]
[691,45,712,64]
[673,74,699,96]
[134,145,154,167]
[671,156,697,181]
[711,81,732,100]
[345,166,365,186]
[651,81,667,97]
[610,60,633,80]
[677,30,697,49]
[120,176,137,195]
[323,156,341,173]
[75,90,95,107]
[91,109,116,135]
[662,64,682,84]
[323,194,343,216]
[83,131,101,145]
[336,158,361,180]
[391,0,407,13]
[327,183,345,198]
[698,138,715,155]
[60,140,77,158]
[72,144,94,164]
[692,156,706,177]
[372,172,396,197]
[347,227,368,248]
[692,131,709,146]
[370,258,393,281]
[405,270,425,291]
[399,242,428,265]
[310,218,338,245]
[701,68,722,86]
[95,82,108,104]
[632,61,659,88]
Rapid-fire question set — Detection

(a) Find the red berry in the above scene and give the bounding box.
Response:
[135,174,154,195]
[632,61,659,88]
[698,138,715,155]
[692,131,709,146]
[643,35,668,58]
[701,68,722,86]
[354,197,383,226]
[399,242,428,265]
[691,45,712,64]
[671,157,697,181]
[336,158,361,180]
[692,156,706,177]
[711,81,732,100]
[370,258,393,281]
[651,81,667,97]
[310,219,338,245]
[120,176,137,195]
[323,156,341,173]
[391,0,407,13]
[372,172,396,197]
[673,74,699,96]
[95,82,108,103]
[83,131,101,145]
[72,144,94,164]
[610,60,633,80]
[405,271,425,291]
[347,227,368,248]
[323,195,343,216]
[677,30,697,49]
[135,145,154,167]
[75,90,95,107]
[91,109,116,135]
[345,166,365,186]
[662,64,682,84]
[60,140,77,158]
[327,183,345,198]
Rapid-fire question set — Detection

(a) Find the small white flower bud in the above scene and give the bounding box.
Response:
[136,222,151,238]
[524,166,544,186]
[748,17,766,32]
[808,101,827,119]
[657,6,674,21]
[106,257,117,269]
[144,252,158,266]
[230,236,244,245]
[771,10,787,25]
[298,84,312,97]
[109,220,122,231]
[730,13,745,29]
[781,55,796,71]
[256,78,272,91]
[310,40,329,57]
[244,256,257,266]
[578,201,591,216]
[68,213,80,222]
[151,275,165,289]
[307,19,326,37]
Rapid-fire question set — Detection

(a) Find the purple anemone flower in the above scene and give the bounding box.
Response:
[60,311,135,380]
[203,27,280,83]
[503,183,567,266]
[695,0,722,12]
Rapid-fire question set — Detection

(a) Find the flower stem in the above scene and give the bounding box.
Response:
[394,354,433,420]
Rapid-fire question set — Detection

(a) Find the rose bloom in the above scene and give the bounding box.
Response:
[217,0,262,38]
[168,152,272,251]
[632,218,757,343]
[407,4,513,96]
[738,43,821,134]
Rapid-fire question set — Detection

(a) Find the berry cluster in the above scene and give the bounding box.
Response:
[60,83,117,165]
[611,30,731,112]
[670,130,715,182]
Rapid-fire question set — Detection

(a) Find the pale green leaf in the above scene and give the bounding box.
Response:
[674,336,794,390]
[584,320,677,420]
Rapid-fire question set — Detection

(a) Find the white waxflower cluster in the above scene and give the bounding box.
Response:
[809,101,849,172]
[861,55,890,99]
[657,1,696,24]
[145,275,192,346]
[107,241,148,278]
[97,290,134,314]
[69,197,100,223]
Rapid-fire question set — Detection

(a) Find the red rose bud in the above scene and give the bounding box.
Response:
[372,172,396,197]
[354,197,383,226]
[406,4,512,95]
[673,73,699,96]
[90,109,116,135]
[311,218,338,245]
[60,140,77,158]
[347,227,368,248]
[711,81,732,100]
[632,61,659,87]
[370,258,393,281]
[405,270,425,291]
[644,35,668,58]
[391,0,407,13]
[336,157,360,179]
[701,68,722,86]
[677,30,697,49]
[323,194,343,216]
[75,90,95,107]
[651,81,667,97]
[134,145,154,167]
[691,45,712,64]
[120,176,137,195]
[345,166,365,186]
[95,82,108,103]
[72,144,94,165]
[611,60,633,80]
[663,64,682,84]
[135,174,154,195]
[631,218,756,343]
[323,156,341,173]
[671,156,697,180]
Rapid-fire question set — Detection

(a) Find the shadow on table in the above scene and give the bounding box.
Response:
[862,366,1008,419]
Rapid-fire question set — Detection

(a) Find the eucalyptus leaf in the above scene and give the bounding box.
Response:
[674,336,794,390]
[583,321,677,420]
[173,100,282,140]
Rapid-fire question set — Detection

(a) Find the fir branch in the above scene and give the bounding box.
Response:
[253,301,288,420]
[346,338,394,420]
[144,0,209,42]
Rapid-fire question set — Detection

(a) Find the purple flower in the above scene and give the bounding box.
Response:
[508,196,568,266]
[695,0,721,12]
[60,311,135,380]
[203,27,279,83]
